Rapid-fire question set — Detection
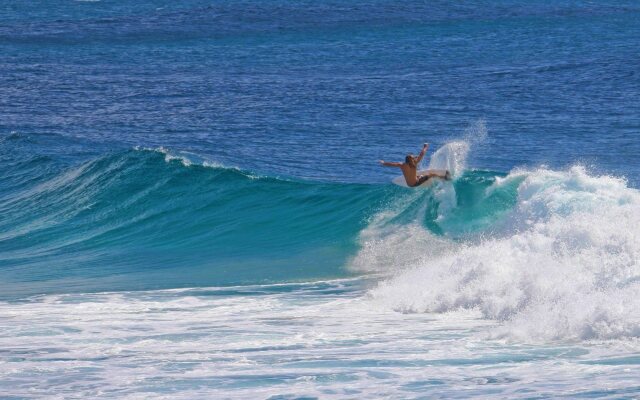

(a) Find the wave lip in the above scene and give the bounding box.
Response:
[366,166,640,342]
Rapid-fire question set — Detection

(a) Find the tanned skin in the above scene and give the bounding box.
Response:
[379,143,450,187]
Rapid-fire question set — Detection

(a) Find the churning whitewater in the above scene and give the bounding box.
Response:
[3,131,639,343]
[3,1,640,397]
[3,133,640,398]
[364,165,640,342]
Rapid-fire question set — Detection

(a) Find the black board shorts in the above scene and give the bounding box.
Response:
[411,175,431,187]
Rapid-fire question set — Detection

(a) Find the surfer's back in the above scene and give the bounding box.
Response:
[400,163,418,186]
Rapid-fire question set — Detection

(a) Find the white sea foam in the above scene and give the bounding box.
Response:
[131,146,274,181]
[365,166,640,341]
[1,281,639,399]
[134,146,228,169]
[349,190,454,274]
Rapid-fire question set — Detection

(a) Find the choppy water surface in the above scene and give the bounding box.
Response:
[1,0,640,398]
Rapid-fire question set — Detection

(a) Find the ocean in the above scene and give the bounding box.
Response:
[1,0,640,398]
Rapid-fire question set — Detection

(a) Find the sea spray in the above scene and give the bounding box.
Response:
[428,119,487,177]
[350,131,488,274]
[367,166,640,341]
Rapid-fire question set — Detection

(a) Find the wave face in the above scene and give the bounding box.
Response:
[3,135,640,342]
[0,133,501,298]
[0,146,389,298]
[3,156,640,398]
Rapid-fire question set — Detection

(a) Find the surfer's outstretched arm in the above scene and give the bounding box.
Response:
[379,160,402,167]
[415,143,429,164]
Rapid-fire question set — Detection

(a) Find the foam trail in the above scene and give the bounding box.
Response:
[366,166,640,341]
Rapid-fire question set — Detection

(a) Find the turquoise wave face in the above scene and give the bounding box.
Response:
[0,147,388,293]
[0,145,515,299]
[0,149,379,298]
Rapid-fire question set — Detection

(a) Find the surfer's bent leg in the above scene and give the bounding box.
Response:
[414,175,431,186]
[427,171,451,180]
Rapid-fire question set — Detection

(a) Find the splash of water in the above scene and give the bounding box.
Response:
[427,119,487,177]
[364,166,640,341]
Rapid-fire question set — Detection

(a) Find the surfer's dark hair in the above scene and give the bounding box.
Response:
[405,154,415,165]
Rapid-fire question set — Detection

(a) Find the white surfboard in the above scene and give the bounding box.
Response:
[392,169,449,188]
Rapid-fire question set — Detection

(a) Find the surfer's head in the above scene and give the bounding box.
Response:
[405,154,417,167]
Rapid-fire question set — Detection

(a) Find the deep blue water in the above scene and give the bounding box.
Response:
[1,2,640,397]
[2,1,639,183]
[2,1,639,298]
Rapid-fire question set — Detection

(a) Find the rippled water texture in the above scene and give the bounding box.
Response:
[1,0,640,398]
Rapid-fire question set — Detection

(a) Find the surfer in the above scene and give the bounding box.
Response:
[379,143,450,187]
